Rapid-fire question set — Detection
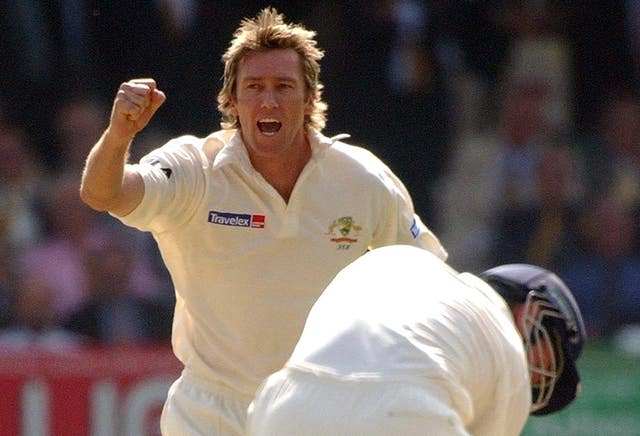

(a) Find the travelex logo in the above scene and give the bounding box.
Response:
[208,211,265,229]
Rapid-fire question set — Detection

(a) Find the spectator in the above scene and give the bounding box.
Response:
[559,196,640,338]
[0,273,83,351]
[493,139,585,268]
[577,88,640,254]
[63,239,172,345]
[0,244,18,330]
[52,95,110,176]
[597,89,640,213]
[434,75,564,271]
[0,1,94,161]
[0,122,43,248]
[18,176,163,319]
[18,175,104,318]
[432,0,576,271]
[365,0,452,218]
[568,2,638,130]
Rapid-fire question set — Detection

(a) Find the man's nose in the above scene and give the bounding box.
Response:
[261,88,278,108]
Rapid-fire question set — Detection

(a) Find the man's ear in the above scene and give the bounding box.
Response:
[230,100,238,117]
[304,92,314,115]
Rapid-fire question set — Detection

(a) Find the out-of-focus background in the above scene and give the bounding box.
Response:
[0,1,639,435]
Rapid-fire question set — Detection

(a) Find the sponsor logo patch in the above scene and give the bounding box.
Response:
[149,159,173,179]
[410,218,420,239]
[208,211,266,229]
[251,214,265,228]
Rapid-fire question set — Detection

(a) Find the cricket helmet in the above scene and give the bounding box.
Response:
[480,264,586,415]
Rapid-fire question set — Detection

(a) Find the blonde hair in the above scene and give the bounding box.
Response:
[217,7,328,131]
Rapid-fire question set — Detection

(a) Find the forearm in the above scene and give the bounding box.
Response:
[80,129,136,213]
[80,78,164,214]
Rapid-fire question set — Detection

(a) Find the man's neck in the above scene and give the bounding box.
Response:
[251,142,312,203]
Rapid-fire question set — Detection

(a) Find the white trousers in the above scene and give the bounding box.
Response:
[247,366,470,436]
[161,369,253,436]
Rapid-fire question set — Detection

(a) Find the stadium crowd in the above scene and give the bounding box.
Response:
[1,1,639,349]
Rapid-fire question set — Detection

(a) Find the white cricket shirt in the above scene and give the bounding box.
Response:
[116,128,446,396]
[287,244,531,436]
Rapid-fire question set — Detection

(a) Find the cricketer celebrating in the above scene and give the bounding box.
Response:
[247,244,586,436]
[80,8,446,435]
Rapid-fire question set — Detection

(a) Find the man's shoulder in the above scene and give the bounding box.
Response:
[202,130,234,161]
[144,130,234,166]
[324,137,389,173]
[148,134,206,158]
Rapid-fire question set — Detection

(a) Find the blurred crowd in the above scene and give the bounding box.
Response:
[1,1,640,349]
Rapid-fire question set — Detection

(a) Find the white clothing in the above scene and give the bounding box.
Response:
[248,366,471,436]
[116,129,446,431]
[248,245,530,436]
[161,369,252,436]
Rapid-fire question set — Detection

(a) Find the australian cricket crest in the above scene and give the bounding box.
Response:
[326,216,362,247]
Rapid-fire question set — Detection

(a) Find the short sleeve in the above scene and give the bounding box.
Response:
[115,135,208,234]
[371,165,447,260]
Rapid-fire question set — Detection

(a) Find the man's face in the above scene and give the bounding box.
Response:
[515,302,557,384]
[515,296,562,412]
[231,49,313,160]
[528,335,556,385]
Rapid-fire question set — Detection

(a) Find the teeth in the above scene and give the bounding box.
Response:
[257,118,282,136]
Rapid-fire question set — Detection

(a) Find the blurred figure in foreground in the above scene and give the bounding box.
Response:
[248,245,586,436]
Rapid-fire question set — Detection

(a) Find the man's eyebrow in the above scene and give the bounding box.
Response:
[241,76,298,83]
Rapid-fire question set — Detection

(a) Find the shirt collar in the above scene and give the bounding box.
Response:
[308,129,350,158]
[210,129,249,170]
[209,128,351,170]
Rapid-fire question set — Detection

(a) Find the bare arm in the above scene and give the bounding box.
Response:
[80,78,166,217]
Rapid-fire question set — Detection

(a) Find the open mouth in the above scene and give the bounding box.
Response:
[257,118,282,136]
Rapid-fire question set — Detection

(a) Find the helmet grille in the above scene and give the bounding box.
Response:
[522,290,564,413]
